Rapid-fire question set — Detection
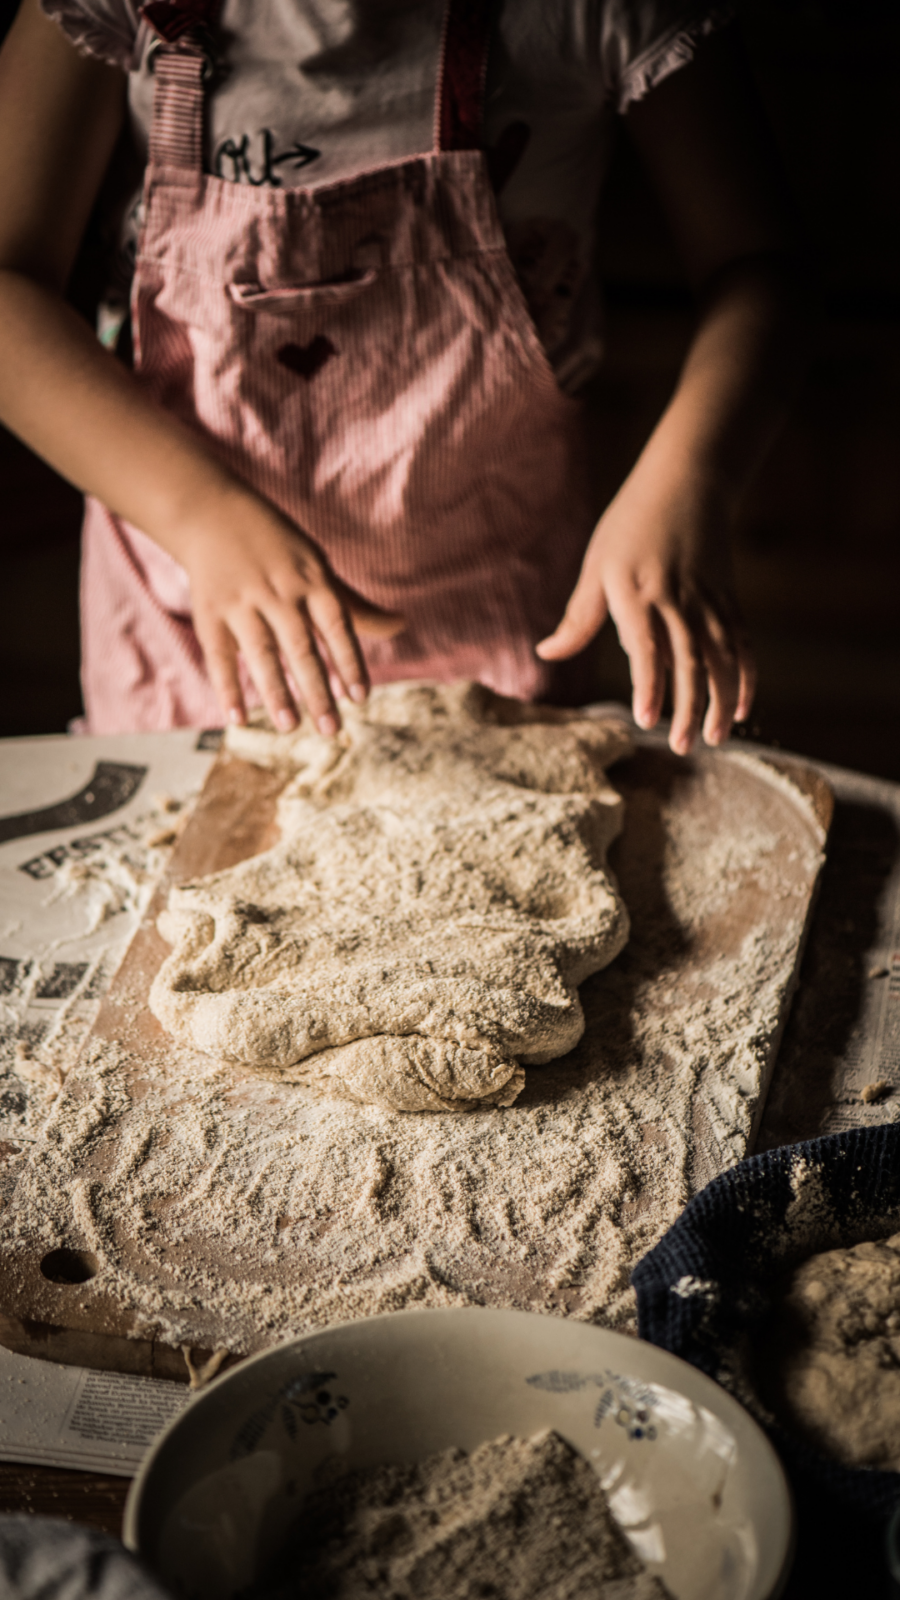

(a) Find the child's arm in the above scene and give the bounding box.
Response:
[0,0,399,734]
[537,27,806,754]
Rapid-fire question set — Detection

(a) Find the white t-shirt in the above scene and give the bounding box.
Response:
[44,0,732,388]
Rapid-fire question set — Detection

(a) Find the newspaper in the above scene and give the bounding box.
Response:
[0,728,215,1475]
[0,1340,191,1476]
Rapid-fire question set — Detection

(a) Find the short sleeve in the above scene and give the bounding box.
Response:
[39,0,141,71]
[600,0,737,113]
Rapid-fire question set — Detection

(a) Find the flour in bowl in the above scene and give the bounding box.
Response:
[259,1429,671,1599]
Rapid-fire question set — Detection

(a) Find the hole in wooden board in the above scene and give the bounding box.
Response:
[40,1248,100,1285]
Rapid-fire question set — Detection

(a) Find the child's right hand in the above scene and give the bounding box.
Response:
[179,489,404,734]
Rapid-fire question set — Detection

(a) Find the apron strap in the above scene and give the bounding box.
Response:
[435,0,493,154]
[147,52,206,170]
[140,0,222,171]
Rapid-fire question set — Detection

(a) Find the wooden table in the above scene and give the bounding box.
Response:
[0,1462,127,1536]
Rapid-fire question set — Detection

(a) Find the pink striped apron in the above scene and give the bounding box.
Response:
[80,0,596,732]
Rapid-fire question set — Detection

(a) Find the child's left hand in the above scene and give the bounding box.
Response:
[537,451,755,755]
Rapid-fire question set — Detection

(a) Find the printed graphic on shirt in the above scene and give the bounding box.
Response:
[214,130,322,185]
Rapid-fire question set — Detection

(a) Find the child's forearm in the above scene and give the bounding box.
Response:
[0,268,251,552]
[0,0,249,552]
[631,254,807,510]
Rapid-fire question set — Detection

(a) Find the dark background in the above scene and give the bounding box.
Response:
[1,0,898,776]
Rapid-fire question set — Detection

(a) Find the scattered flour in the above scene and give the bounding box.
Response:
[0,795,197,1210]
[46,796,191,935]
[258,1429,671,1600]
[781,1154,839,1258]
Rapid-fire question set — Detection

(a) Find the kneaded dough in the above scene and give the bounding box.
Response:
[150,680,632,1112]
[766,1232,900,1469]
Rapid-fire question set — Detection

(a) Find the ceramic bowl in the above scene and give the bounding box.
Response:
[124,1307,793,1600]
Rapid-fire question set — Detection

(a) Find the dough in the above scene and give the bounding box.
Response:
[763,1232,900,1468]
[150,681,631,1112]
[261,1429,671,1599]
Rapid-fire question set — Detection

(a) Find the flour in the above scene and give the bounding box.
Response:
[46,796,190,936]
[259,1430,670,1600]
[781,1155,838,1258]
[0,733,823,1355]
[150,683,632,1111]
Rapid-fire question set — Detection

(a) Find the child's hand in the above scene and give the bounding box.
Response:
[181,491,404,734]
[536,463,755,755]
[534,20,806,757]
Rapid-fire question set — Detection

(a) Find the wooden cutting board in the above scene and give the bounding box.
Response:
[0,738,832,1378]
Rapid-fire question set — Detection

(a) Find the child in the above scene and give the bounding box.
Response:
[0,0,799,752]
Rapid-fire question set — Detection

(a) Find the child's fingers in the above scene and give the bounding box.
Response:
[658,604,706,755]
[242,615,303,731]
[535,564,609,661]
[195,613,246,726]
[225,608,301,733]
[321,571,404,642]
[734,625,758,724]
[263,600,340,735]
[699,604,741,747]
[351,610,406,640]
[610,592,666,732]
[702,600,757,738]
[306,585,369,704]
[345,597,406,640]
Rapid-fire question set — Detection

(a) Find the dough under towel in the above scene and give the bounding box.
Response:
[764,1232,900,1470]
[149,681,632,1111]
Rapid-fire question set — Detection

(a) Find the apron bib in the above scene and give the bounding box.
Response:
[80,0,596,731]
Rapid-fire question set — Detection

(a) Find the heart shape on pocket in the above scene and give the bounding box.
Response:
[277,336,337,381]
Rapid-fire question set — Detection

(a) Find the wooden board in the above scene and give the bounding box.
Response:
[0,740,832,1377]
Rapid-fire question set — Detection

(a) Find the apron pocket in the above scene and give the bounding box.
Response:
[229,271,377,312]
